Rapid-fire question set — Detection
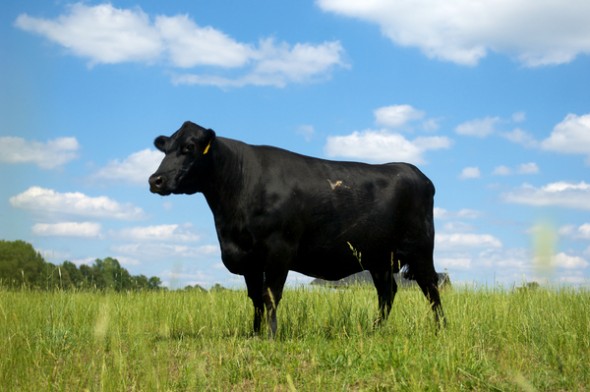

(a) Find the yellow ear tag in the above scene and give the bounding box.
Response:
[202,139,212,155]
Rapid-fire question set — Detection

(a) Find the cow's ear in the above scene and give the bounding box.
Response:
[201,129,216,155]
[154,136,168,153]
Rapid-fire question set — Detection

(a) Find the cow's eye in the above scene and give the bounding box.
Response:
[181,144,195,154]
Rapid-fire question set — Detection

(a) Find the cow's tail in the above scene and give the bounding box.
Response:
[400,177,436,284]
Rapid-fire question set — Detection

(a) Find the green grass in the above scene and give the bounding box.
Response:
[1,286,588,391]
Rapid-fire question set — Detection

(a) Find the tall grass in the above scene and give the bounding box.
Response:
[1,286,588,390]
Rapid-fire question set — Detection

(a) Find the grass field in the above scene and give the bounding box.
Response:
[1,286,588,391]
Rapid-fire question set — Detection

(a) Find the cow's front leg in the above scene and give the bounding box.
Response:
[244,272,264,335]
[262,268,288,338]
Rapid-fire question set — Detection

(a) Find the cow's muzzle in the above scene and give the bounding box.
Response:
[149,174,170,195]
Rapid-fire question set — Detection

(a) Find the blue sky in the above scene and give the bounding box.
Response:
[1,1,589,289]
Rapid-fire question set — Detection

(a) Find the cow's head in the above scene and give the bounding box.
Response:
[149,121,216,195]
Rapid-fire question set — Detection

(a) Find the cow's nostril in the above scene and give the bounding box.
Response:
[149,174,165,191]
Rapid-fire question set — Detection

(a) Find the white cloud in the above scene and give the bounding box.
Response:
[578,224,590,239]
[512,112,526,123]
[560,223,590,240]
[15,4,345,88]
[413,136,452,151]
[436,233,502,250]
[501,128,539,148]
[434,207,482,234]
[553,252,589,269]
[325,104,451,163]
[113,242,219,260]
[317,0,590,67]
[32,221,102,238]
[297,125,315,142]
[156,14,252,68]
[441,222,476,233]
[118,224,200,242]
[15,3,162,65]
[162,270,211,282]
[517,162,539,175]
[198,245,221,255]
[254,39,344,83]
[503,181,590,210]
[493,162,539,176]
[9,187,144,220]
[455,117,499,138]
[541,113,590,162]
[433,207,449,219]
[558,275,588,285]
[459,166,481,180]
[544,182,590,192]
[457,209,481,219]
[94,149,162,185]
[69,255,138,268]
[0,136,78,169]
[434,207,481,220]
[436,257,472,270]
[477,248,533,278]
[433,207,449,220]
[374,105,424,129]
[38,248,71,263]
[324,129,450,164]
[374,104,440,132]
[173,40,345,88]
[421,118,440,132]
[70,257,97,267]
[558,225,576,237]
[492,165,512,176]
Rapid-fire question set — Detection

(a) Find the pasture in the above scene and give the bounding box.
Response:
[1,286,588,391]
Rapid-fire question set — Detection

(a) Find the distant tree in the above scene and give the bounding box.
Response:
[93,257,129,291]
[40,262,59,290]
[0,240,46,288]
[0,240,165,291]
[61,261,83,289]
[184,284,207,292]
[210,283,227,292]
[516,281,540,293]
[148,276,162,290]
[132,274,149,290]
[79,264,95,289]
[90,258,108,289]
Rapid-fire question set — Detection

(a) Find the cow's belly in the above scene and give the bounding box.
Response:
[291,247,367,281]
[290,218,397,279]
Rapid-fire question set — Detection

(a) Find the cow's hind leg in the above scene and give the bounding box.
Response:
[416,273,446,327]
[370,267,398,326]
[401,217,445,327]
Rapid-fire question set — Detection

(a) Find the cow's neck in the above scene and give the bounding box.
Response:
[202,138,248,219]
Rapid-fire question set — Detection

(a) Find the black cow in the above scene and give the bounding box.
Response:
[149,121,445,336]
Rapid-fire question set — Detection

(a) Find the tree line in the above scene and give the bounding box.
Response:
[0,240,162,291]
